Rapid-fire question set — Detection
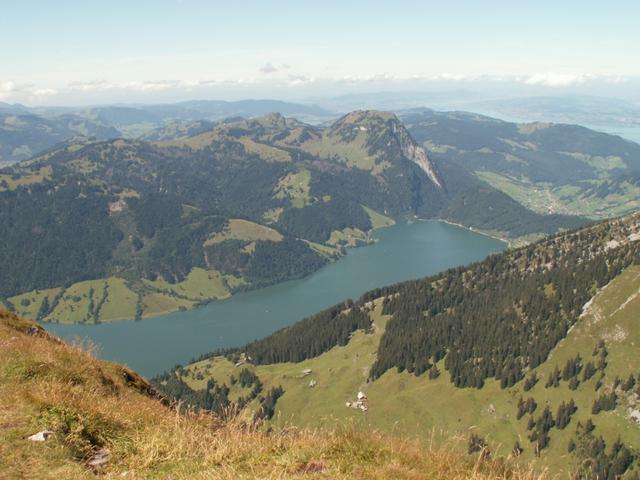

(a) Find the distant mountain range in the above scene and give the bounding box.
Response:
[0,100,336,163]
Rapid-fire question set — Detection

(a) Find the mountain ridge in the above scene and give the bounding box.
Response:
[1,110,588,323]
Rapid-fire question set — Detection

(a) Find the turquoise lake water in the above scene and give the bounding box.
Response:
[43,221,505,377]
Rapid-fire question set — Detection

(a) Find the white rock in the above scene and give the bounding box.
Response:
[28,430,54,442]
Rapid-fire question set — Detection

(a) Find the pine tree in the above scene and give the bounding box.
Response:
[621,374,636,392]
[546,365,561,388]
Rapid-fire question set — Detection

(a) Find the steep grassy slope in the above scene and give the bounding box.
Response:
[179,279,640,478]
[0,309,544,480]
[173,214,640,478]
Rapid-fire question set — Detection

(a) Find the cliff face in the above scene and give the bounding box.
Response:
[394,122,443,188]
[326,110,443,188]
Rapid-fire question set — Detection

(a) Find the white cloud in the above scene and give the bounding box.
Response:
[68,80,116,92]
[524,73,590,87]
[337,73,397,84]
[124,80,181,92]
[287,74,314,87]
[31,88,58,97]
[423,73,471,82]
[4,70,637,106]
[0,80,16,99]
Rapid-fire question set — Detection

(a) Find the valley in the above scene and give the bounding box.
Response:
[160,213,640,478]
[2,110,589,324]
[4,4,639,479]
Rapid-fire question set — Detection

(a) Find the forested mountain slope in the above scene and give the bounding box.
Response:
[0,111,585,323]
[402,109,640,219]
[0,309,544,479]
[166,213,640,478]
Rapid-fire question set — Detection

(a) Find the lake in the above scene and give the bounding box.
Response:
[42,221,505,377]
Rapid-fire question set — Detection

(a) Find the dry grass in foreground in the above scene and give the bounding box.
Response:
[0,308,549,479]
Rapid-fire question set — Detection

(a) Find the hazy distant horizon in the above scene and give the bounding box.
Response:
[3,1,640,105]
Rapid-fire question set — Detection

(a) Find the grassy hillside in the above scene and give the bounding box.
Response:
[0,308,545,479]
[171,214,640,478]
[178,278,640,477]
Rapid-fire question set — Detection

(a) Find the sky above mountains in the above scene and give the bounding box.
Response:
[3,0,640,105]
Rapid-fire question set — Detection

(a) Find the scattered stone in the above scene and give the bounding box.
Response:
[603,325,628,343]
[87,448,110,472]
[27,326,41,336]
[346,392,369,412]
[309,379,317,388]
[27,430,54,442]
[302,368,312,376]
[605,239,620,251]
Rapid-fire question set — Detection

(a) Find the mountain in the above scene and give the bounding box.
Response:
[138,119,218,142]
[0,112,120,163]
[0,101,30,114]
[401,109,640,219]
[0,100,337,164]
[173,99,333,119]
[77,100,335,136]
[0,308,541,479]
[0,111,587,324]
[163,212,640,479]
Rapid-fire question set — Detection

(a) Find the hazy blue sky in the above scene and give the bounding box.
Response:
[2,0,639,104]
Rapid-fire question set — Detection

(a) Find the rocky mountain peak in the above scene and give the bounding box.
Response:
[329,110,443,188]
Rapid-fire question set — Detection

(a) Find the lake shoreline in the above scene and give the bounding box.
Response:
[41,221,506,376]
[35,218,505,326]
[435,218,512,248]
[36,218,400,326]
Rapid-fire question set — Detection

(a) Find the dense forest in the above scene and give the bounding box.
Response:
[0,181,122,297]
[371,218,639,387]
[244,303,372,364]
[217,215,639,393]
